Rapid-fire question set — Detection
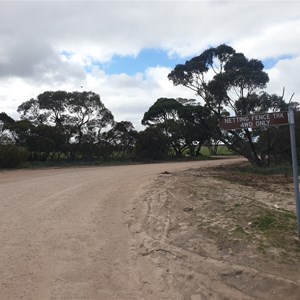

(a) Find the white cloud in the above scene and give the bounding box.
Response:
[84,65,196,130]
[0,64,196,130]
[233,18,300,60]
[267,56,300,102]
[1,1,300,130]
[2,1,299,60]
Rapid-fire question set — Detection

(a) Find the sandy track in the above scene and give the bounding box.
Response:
[0,158,242,300]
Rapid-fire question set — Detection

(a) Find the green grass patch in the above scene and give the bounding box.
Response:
[212,197,300,261]
[235,163,293,176]
[200,145,236,156]
[251,210,296,232]
[249,208,300,259]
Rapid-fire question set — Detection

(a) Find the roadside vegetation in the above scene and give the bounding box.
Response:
[210,161,300,260]
[152,162,300,265]
[1,44,299,169]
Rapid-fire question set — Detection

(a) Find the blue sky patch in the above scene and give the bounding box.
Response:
[262,55,294,69]
[60,50,72,59]
[62,48,293,75]
[96,48,190,75]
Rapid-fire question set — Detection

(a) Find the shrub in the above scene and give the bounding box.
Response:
[0,144,28,168]
[135,127,169,160]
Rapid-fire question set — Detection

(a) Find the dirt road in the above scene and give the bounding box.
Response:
[0,158,243,300]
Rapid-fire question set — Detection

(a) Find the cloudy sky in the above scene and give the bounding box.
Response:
[0,0,300,130]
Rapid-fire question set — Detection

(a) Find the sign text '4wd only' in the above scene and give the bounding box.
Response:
[220,112,289,130]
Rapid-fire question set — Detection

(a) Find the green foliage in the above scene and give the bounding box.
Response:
[11,90,118,162]
[0,144,28,168]
[142,98,214,158]
[8,120,34,146]
[142,98,183,126]
[103,121,138,159]
[17,90,115,145]
[168,44,294,167]
[135,127,169,160]
[0,112,15,144]
[0,112,15,125]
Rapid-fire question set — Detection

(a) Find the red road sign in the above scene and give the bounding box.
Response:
[220,111,289,130]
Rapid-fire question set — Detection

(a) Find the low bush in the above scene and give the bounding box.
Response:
[0,144,28,168]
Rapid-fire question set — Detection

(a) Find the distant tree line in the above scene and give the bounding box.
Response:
[0,91,138,167]
[0,91,215,167]
[0,44,299,168]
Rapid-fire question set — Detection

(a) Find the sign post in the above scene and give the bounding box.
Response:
[288,107,300,237]
[220,110,300,237]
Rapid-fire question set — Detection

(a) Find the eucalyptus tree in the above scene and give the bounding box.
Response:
[17,90,114,160]
[142,97,213,157]
[135,127,169,160]
[103,121,138,158]
[168,44,293,166]
[0,112,14,125]
[18,91,114,140]
[0,112,15,144]
[178,104,214,156]
[66,91,114,144]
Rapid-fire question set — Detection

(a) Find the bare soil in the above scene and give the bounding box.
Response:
[0,158,300,299]
[129,161,300,300]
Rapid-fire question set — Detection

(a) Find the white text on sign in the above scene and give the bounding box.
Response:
[220,112,288,130]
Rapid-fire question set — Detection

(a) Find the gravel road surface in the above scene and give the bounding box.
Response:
[0,158,241,300]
